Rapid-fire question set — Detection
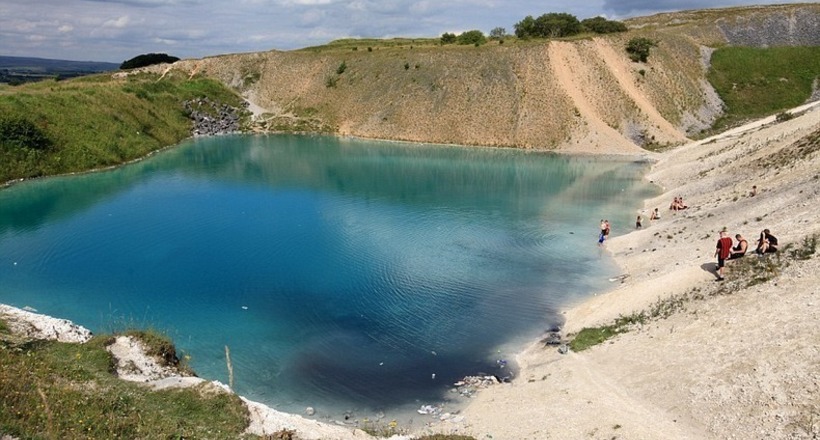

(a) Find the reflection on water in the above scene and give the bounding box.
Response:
[0,134,657,420]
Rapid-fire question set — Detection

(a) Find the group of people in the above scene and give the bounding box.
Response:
[669,196,688,211]
[714,228,778,280]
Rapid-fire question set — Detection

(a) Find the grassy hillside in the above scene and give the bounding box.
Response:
[0,71,246,184]
[0,328,250,439]
[708,46,820,130]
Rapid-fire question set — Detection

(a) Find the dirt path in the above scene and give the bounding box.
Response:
[592,38,687,144]
[547,41,644,154]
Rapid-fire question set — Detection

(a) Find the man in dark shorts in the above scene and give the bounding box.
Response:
[714,230,733,281]
[729,233,748,259]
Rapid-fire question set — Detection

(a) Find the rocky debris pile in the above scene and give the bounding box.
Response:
[452,375,501,398]
[183,97,248,136]
[0,304,92,343]
[542,331,563,346]
[417,404,465,424]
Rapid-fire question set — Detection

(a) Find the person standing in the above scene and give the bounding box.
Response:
[715,230,733,281]
[636,215,642,229]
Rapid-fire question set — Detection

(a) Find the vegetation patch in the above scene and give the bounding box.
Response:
[707,46,820,131]
[123,329,190,372]
[0,71,246,183]
[0,336,249,439]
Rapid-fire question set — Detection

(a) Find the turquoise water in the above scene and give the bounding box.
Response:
[0,134,656,420]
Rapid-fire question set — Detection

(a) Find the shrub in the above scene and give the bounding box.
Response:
[120,53,180,70]
[581,16,628,34]
[0,115,53,151]
[440,32,457,44]
[336,61,347,75]
[489,27,507,39]
[457,30,487,46]
[776,111,794,122]
[626,37,657,63]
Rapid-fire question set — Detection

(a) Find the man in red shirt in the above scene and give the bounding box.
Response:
[714,230,733,281]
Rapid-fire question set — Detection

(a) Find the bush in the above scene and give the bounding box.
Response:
[336,61,347,75]
[581,16,628,34]
[626,37,657,63]
[457,30,487,46]
[776,111,794,122]
[120,53,180,70]
[0,115,52,151]
[440,32,457,44]
[489,27,507,39]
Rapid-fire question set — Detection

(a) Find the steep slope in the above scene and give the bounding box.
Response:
[141,3,818,154]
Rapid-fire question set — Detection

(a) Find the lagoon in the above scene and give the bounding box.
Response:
[0,134,656,421]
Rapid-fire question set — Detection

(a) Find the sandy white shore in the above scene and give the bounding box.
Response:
[417,102,820,439]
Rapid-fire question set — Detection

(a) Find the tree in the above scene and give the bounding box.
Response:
[626,37,658,63]
[534,12,581,38]
[489,27,507,39]
[457,30,487,46]
[514,13,581,39]
[581,16,628,34]
[120,53,180,70]
[440,33,457,44]
[514,16,537,38]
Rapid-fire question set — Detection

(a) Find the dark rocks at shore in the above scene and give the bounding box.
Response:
[183,97,248,136]
[542,332,563,346]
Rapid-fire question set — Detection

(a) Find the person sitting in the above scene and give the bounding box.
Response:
[756,229,779,254]
[650,208,660,220]
[729,233,747,259]
[669,196,688,211]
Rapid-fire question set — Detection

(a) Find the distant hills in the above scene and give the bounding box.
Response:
[0,55,120,84]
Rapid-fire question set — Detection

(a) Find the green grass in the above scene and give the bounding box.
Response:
[707,46,820,131]
[0,335,249,439]
[0,71,247,184]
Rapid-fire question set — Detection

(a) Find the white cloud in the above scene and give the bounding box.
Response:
[58,24,74,33]
[277,0,337,5]
[103,16,131,28]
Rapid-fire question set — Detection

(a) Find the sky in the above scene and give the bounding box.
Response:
[0,0,814,63]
